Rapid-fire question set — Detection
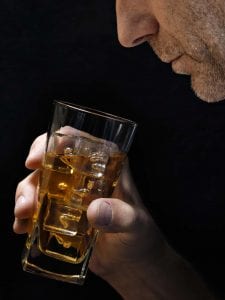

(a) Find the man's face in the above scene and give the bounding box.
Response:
[116,0,225,102]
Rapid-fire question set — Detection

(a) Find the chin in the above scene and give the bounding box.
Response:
[191,75,225,103]
[194,90,225,103]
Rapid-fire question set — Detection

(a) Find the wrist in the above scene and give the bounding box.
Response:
[103,243,214,300]
[103,239,170,299]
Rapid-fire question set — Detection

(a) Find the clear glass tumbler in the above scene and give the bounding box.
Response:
[22,100,137,285]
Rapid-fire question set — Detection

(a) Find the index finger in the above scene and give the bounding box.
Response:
[25,133,47,170]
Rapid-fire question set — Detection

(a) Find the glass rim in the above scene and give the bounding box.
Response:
[54,100,138,127]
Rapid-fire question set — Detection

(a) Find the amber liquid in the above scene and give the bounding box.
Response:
[27,150,125,267]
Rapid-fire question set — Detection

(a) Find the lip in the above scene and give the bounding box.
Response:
[171,55,192,75]
[170,55,183,63]
[159,55,183,64]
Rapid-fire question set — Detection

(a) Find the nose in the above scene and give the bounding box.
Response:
[116,0,159,48]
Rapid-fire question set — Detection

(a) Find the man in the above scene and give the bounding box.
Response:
[13,1,225,299]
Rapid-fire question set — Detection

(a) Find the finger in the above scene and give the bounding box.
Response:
[13,218,31,234]
[112,160,144,206]
[25,133,47,170]
[87,198,143,233]
[14,170,39,233]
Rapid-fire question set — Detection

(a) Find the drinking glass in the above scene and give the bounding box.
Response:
[22,100,137,285]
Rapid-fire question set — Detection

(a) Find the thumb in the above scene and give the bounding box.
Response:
[87,198,138,233]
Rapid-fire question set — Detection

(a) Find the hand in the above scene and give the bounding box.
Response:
[13,132,165,282]
[14,134,215,299]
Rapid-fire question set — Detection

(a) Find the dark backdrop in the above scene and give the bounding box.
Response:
[1,1,225,299]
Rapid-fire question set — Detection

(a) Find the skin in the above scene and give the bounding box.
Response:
[14,0,225,298]
[14,135,214,299]
[116,0,225,102]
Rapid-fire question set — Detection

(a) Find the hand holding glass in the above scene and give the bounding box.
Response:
[22,101,137,284]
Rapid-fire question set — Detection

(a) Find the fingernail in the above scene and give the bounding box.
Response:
[97,201,112,226]
[15,195,26,211]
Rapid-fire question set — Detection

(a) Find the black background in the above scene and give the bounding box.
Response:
[1,1,225,299]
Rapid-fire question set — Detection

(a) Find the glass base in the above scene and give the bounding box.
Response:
[22,228,96,285]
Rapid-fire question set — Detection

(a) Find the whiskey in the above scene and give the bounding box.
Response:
[25,150,125,268]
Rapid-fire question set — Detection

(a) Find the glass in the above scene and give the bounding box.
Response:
[22,100,137,285]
